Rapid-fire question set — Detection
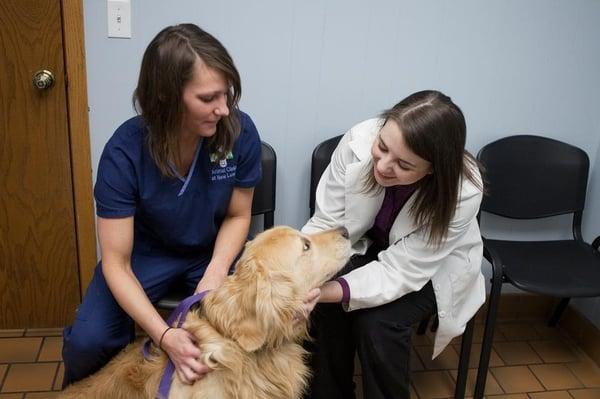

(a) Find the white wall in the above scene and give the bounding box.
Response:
[83,0,600,326]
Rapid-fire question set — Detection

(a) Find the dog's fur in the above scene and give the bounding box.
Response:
[59,226,350,399]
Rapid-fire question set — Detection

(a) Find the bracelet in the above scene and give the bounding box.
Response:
[158,327,174,350]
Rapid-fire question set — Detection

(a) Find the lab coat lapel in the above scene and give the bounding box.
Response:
[344,131,384,242]
[389,192,420,244]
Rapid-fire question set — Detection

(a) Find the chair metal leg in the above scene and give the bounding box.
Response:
[417,315,430,335]
[454,317,475,399]
[548,298,570,327]
[473,273,503,399]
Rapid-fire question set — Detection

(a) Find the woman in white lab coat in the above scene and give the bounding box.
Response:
[302,90,485,399]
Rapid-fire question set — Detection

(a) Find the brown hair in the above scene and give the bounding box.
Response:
[133,24,241,178]
[362,90,483,246]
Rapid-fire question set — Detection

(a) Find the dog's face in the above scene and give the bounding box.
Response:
[241,226,351,292]
[202,226,351,354]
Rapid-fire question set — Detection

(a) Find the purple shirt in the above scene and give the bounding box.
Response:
[337,184,417,304]
[366,184,417,247]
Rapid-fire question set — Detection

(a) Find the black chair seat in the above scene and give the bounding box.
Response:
[486,239,600,297]
[157,283,189,310]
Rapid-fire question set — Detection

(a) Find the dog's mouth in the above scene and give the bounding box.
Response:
[313,271,336,289]
[314,249,351,287]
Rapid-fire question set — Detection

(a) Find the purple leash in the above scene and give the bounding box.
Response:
[143,291,209,399]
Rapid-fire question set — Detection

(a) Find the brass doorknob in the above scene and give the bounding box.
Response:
[32,69,55,90]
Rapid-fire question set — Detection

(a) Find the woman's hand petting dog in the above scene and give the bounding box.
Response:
[195,267,227,294]
[161,327,211,384]
[296,288,321,322]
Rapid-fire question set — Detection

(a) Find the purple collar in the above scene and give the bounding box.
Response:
[143,291,209,399]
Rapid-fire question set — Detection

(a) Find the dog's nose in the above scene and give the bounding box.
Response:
[337,226,349,239]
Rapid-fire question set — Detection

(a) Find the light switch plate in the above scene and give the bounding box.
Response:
[107,0,131,38]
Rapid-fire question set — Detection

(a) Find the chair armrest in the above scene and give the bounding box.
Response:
[482,238,504,283]
[592,236,600,251]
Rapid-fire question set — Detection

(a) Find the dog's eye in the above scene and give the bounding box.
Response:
[302,240,311,251]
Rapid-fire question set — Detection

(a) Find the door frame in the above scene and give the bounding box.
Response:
[61,0,96,297]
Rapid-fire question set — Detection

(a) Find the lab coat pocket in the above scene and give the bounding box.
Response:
[449,272,471,318]
[449,246,479,318]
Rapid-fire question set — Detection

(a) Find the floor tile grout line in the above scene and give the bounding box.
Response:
[50,362,60,392]
[51,359,62,393]
[2,322,599,398]
[34,336,45,362]
[493,342,509,367]
[0,360,63,365]
[0,363,8,392]
[493,340,543,367]
[3,386,59,395]
[526,363,553,393]
[409,381,420,399]
[529,339,548,364]
[555,363,586,390]
[1,360,60,395]
[565,361,600,389]
[0,336,45,365]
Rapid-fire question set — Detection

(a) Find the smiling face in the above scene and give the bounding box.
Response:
[370,119,433,187]
[180,58,230,139]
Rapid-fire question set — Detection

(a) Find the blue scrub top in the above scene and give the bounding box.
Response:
[94,111,262,258]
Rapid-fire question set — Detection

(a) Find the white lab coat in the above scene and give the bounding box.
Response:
[302,118,486,358]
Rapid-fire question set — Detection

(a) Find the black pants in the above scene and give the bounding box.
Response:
[305,246,437,399]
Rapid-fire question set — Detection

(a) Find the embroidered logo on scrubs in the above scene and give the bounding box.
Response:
[210,151,233,163]
[210,151,236,181]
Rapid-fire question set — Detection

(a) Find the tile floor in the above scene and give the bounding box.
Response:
[1,320,599,398]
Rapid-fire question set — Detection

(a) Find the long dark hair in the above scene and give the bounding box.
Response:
[362,90,483,246]
[133,24,241,178]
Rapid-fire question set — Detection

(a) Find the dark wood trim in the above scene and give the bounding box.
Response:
[61,0,97,297]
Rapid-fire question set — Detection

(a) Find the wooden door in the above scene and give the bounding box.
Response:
[0,0,82,327]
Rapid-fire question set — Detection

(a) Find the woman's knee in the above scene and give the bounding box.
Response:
[63,324,101,357]
[63,320,131,358]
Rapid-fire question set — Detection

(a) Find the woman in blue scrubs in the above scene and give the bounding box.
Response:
[62,24,262,387]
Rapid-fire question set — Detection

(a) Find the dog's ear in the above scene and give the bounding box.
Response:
[232,257,298,352]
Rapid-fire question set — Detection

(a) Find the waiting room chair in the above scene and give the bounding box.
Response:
[309,135,343,216]
[473,135,600,398]
[156,141,277,310]
[309,135,473,399]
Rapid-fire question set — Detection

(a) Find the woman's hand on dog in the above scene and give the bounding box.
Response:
[161,327,211,384]
[195,266,227,294]
[296,288,321,321]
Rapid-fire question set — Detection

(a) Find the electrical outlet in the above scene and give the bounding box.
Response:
[107,0,131,38]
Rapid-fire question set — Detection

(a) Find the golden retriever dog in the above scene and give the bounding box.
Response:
[60,226,350,399]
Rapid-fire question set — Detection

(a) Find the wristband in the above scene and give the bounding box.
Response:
[335,277,351,304]
[158,327,174,350]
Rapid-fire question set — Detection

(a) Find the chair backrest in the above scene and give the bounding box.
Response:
[477,135,589,221]
[251,141,276,230]
[309,135,343,216]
